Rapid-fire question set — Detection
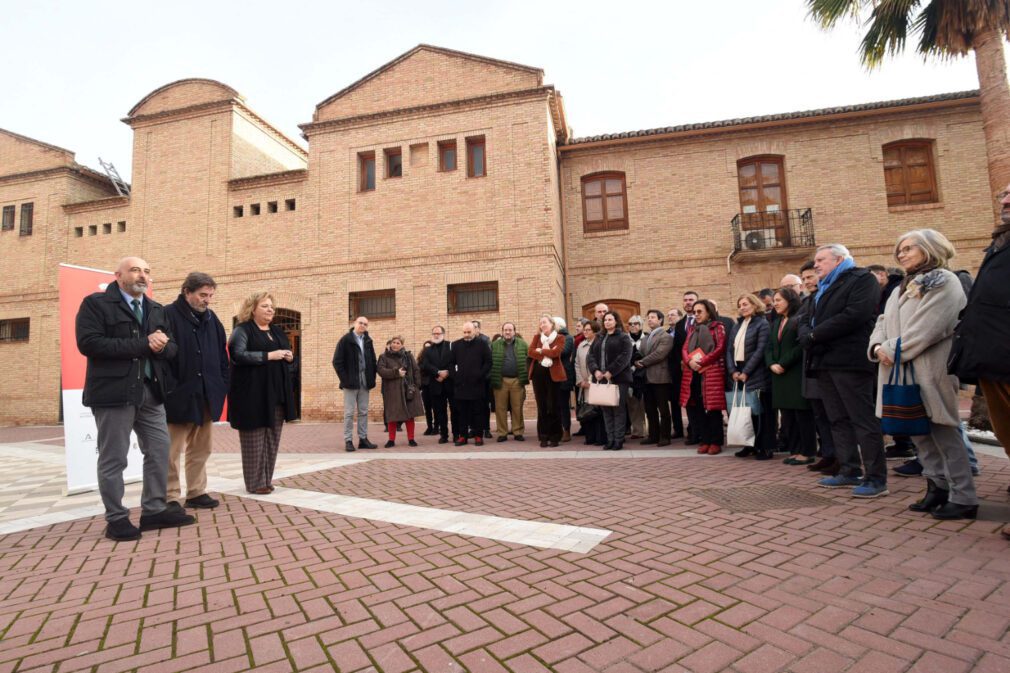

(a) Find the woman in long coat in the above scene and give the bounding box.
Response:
[869,228,976,520]
[766,288,815,464]
[228,291,298,494]
[377,336,425,447]
[679,299,727,454]
[529,315,567,447]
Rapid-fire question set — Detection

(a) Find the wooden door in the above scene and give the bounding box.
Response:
[738,156,789,247]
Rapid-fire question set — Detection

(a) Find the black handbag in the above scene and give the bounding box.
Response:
[575,389,600,423]
[403,351,417,401]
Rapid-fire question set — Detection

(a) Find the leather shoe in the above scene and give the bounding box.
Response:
[345,441,356,452]
[657,440,670,447]
[454,438,467,446]
[384,440,395,448]
[697,444,709,454]
[514,435,525,441]
[475,437,484,446]
[497,436,508,442]
[734,447,756,458]
[640,438,658,445]
[139,507,196,531]
[930,502,978,520]
[358,438,378,449]
[184,494,219,509]
[707,445,722,455]
[105,518,141,542]
[909,479,948,512]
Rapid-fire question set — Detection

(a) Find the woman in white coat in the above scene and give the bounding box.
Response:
[869,229,977,520]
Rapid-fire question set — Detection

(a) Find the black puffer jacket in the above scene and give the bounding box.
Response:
[797,267,880,374]
[75,282,178,408]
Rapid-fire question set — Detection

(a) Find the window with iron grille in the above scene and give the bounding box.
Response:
[0,318,29,343]
[448,282,498,314]
[19,202,33,236]
[1,205,14,231]
[349,290,395,320]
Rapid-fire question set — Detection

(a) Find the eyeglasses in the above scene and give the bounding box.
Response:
[629,322,641,326]
[998,191,1010,200]
[896,245,918,257]
[693,310,705,316]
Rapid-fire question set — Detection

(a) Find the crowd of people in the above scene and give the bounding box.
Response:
[75,187,1010,542]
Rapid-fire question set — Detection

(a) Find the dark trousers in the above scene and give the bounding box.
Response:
[532,368,563,443]
[753,392,777,454]
[669,379,685,436]
[421,385,434,430]
[687,373,724,445]
[818,369,886,482]
[557,388,572,433]
[429,391,450,439]
[644,383,672,441]
[781,408,817,457]
[454,397,483,439]
[810,397,835,458]
[601,383,630,445]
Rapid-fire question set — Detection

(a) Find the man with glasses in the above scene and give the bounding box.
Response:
[76,256,195,541]
[419,325,454,443]
[333,316,378,452]
[949,186,1010,539]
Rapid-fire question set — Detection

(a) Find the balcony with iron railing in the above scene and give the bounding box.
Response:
[730,208,815,258]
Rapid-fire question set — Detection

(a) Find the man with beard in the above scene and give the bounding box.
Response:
[76,256,195,541]
[163,272,229,510]
[450,322,492,446]
[420,325,453,443]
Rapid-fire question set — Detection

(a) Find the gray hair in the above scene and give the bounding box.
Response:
[816,243,852,261]
[894,229,956,269]
[553,316,567,331]
[628,314,643,326]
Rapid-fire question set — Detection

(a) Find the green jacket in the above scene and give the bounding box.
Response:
[765,315,810,410]
[490,337,529,388]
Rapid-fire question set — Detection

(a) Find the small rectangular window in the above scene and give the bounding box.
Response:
[438,140,457,172]
[88,225,97,236]
[385,148,402,178]
[267,201,278,213]
[117,221,126,232]
[359,151,376,192]
[19,202,33,236]
[250,203,261,216]
[102,222,112,234]
[74,227,83,238]
[466,136,486,178]
[0,318,30,343]
[285,198,296,211]
[349,289,396,320]
[448,281,498,314]
[1,205,14,231]
[233,205,244,218]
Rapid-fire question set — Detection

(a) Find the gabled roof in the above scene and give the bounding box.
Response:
[563,90,980,146]
[314,44,543,111]
[0,127,74,157]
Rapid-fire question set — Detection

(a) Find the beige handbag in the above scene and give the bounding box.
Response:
[586,381,620,407]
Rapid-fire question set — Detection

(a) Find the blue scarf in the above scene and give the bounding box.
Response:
[815,256,855,307]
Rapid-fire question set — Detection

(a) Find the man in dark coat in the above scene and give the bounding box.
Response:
[668,292,698,441]
[420,325,454,443]
[163,272,229,510]
[949,184,1010,539]
[797,262,837,475]
[798,244,886,498]
[75,256,195,541]
[450,321,492,446]
[333,316,378,452]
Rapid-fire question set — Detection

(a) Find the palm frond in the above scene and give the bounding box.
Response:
[805,0,866,28]
[859,0,922,67]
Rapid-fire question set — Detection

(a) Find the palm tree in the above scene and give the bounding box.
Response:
[808,1,1010,432]
[807,0,1010,221]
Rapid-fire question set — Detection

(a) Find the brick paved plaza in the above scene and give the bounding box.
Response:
[2,421,1009,672]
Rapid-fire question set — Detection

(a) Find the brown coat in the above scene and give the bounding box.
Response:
[528,332,567,383]
[377,349,425,423]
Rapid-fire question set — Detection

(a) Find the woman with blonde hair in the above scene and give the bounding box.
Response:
[727,293,774,459]
[529,315,567,447]
[227,292,297,494]
[870,229,977,519]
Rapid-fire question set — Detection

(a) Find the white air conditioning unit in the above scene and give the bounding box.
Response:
[743,229,778,250]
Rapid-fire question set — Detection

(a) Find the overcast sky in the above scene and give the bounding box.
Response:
[2,0,996,182]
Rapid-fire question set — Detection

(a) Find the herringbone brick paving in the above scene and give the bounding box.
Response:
[2,447,1010,672]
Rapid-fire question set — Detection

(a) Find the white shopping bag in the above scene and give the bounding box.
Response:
[726,383,755,447]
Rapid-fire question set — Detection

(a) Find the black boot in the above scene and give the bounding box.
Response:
[908,479,949,512]
[734,447,756,458]
[754,449,773,461]
[931,502,979,520]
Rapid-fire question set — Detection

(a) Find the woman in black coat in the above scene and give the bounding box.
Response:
[727,294,775,460]
[587,312,634,450]
[228,292,297,494]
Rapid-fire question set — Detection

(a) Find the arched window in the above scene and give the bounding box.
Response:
[581,299,641,326]
[581,172,628,232]
[882,140,937,206]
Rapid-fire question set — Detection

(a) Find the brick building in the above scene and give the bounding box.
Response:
[0,45,994,425]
